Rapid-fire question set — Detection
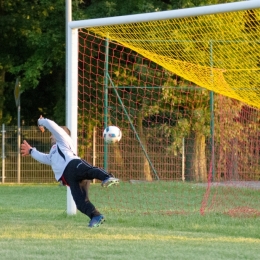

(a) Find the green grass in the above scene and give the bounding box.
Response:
[0,183,260,260]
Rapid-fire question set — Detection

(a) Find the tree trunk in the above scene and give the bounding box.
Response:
[185,131,207,182]
[193,132,207,182]
[137,110,153,181]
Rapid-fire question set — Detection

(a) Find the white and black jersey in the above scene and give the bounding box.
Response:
[30,118,80,181]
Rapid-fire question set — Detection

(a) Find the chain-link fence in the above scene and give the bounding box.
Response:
[0,124,184,183]
[0,125,54,183]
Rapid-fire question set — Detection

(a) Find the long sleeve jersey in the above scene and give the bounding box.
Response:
[30,118,80,181]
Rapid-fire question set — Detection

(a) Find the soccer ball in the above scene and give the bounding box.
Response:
[103,126,122,144]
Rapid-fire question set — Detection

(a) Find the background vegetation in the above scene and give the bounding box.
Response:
[0,0,240,125]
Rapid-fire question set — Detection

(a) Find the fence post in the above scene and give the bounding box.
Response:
[182,137,185,182]
[1,124,5,183]
[17,108,21,183]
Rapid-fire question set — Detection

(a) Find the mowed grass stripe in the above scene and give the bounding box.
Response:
[0,228,259,244]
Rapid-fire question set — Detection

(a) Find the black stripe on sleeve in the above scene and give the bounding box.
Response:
[57,145,66,161]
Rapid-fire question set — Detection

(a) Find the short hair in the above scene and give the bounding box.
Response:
[60,126,71,136]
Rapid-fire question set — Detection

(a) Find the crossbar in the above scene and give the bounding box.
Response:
[69,0,260,29]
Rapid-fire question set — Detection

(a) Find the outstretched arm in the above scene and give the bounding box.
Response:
[21,140,51,165]
[37,116,71,145]
[38,115,45,133]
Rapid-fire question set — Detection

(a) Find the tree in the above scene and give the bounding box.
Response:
[1,0,240,124]
[0,0,66,124]
[159,78,210,182]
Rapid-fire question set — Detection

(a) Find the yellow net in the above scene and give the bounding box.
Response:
[85,9,260,108]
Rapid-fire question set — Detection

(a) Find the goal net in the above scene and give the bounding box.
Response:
[69,1,260,217]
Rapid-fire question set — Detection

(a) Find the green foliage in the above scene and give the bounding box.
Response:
[143,75,211,155]
[0,0,66,124]
[4,0,65,90]
[0,0,244,125]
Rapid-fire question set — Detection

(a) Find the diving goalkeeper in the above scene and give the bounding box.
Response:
[21,116,119,228]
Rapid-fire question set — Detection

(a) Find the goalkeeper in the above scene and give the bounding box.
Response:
[21,115,119,228]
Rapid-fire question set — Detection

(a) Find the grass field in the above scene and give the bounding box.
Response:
[0,183,260,260]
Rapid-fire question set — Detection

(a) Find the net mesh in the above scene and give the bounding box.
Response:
[77,6,260,217]
[86,9,260,109]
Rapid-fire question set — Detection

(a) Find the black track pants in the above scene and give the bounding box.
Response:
[62,159,110,218]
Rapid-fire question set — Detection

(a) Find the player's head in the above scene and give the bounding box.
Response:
[50,126,71,145]
[60,126,71,136]
[50,134,56,146]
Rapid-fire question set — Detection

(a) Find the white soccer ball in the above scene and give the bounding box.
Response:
[103,126,122,144]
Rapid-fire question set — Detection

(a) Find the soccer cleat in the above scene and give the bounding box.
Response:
[88,215,105,228]
[101,177,119,187]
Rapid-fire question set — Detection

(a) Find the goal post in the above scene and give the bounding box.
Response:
[66,1,260,216]
[65,0,77,215]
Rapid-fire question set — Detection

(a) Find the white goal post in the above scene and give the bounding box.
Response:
[65,0,260,215]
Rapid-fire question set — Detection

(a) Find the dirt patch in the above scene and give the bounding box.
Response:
[225,207,260,218]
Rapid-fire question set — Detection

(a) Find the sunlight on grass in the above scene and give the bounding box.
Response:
[0,227,259,244]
